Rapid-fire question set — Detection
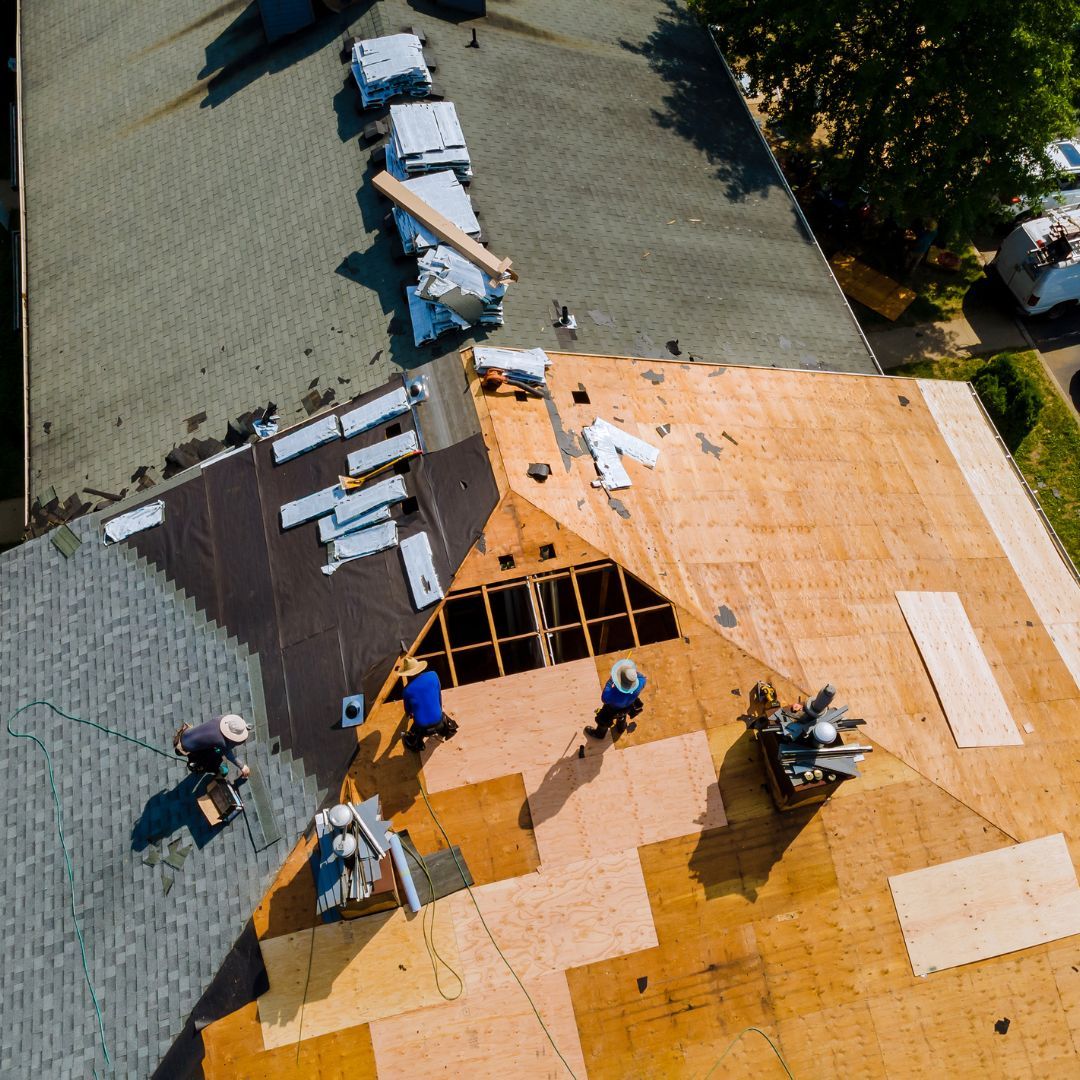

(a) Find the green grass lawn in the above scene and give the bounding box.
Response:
[892,350,1080,566]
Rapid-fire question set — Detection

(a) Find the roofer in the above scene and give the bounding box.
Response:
[585,659,646,740]
[399,656,458,752]
[173,714,252,779]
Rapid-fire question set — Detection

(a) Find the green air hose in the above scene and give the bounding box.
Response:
[5,700,175,1073]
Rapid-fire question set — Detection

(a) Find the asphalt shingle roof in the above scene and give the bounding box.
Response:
[21,0,875,502]
[0,515,312,1078]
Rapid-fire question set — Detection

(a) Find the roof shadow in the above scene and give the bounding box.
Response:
[619,0,778,204]
[198,2,374,109]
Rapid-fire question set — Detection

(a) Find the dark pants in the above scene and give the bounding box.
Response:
[593,697,644,732]
[403,714,451,751]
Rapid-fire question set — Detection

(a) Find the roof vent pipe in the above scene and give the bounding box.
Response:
[804,684,836,720]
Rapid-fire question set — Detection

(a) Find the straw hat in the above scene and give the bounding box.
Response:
[219,714,252,744]
[397,656,428,679]
[611,659,639,693]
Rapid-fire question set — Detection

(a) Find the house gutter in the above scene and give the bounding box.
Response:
[15,0,29,527]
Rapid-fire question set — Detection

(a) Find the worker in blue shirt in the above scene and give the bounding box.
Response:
[399,656,458,752]
[585,659,646,740]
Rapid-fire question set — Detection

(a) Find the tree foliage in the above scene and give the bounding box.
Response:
[972,354,1044,450]
[691,0,1080,233]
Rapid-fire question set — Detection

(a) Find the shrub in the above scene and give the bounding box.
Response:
[972,355,1044,452]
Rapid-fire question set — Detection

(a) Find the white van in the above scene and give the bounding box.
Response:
[990,212,1080,317]
[1006,139,1080,219]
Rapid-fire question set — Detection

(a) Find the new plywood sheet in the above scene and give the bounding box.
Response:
[449,849,658,993]
[889,833,1080,976]
[369,972,588,1079]
[524,730,726,867]
[918,378,1080,691]
[423,659,606,793]
[895,591,1021,747]
[258,908,460,1049]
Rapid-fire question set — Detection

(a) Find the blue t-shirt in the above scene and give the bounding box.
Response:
[402,669,444,728]
[601,674,646,709]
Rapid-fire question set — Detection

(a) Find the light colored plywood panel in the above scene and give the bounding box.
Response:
[889,833,1080,977]
[918,378,1080,689]
[258,909,461,1049]
[895,590,1022,747]
[449,850,658,993]
[368,972,587,1080]
[524,731,726,867]
[423,659,606,793]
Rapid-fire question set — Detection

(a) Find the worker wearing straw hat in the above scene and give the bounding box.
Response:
[399,656,458,752]
[585,659,646,741]
[174,714,252,778]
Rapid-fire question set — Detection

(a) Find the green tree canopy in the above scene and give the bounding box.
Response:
[692,0,1080,233]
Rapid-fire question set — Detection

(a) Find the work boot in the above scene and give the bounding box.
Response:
[583,725,607,740]
[403,732,424,753]
[613,716,628,736]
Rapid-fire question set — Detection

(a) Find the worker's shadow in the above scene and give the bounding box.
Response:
[518,744,609,829]
[131,773,221,852]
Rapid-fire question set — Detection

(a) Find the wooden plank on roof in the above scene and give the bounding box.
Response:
[895,590,1022,747]
[257,908,460,1048]
[369,972,587,1079]
[889,833,1080,976]
[524,730,727,867]
[422,658,607,792]
[829,252,916,320]
[448,849,658,994]
[373,170,518,283]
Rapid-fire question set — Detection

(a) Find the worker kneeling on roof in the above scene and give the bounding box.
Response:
[585,659,646,740]
[399,656,458,752]
[173,714,252,779]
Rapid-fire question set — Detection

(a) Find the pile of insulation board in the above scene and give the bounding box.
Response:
[392,170,480,254]
[387,102,473,183]
[407,246,505,346]
[351,35,431,108]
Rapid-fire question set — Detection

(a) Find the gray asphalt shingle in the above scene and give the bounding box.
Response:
[0,515,311,1078]
[21,0,874,502]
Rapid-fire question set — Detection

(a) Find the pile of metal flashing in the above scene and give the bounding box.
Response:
[392,170,480,255]
[351,34,431,109]
[473,346,551,386]
[387,102,473,183]
[400,532,444,608]
[406,284,470,346]
[417,245,505,325]
[313,797,393,915]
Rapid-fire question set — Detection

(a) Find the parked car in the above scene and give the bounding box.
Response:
[1005,139,1080,219]
[990,211,1080,317]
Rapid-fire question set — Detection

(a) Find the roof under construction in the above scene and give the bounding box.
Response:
[190,347,1080,1078]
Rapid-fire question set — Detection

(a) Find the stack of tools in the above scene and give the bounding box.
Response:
[406,244,506,345]
[387,102,473,183]
[350,34,431,109]
[743,682,872,811]
[391,169,480,254]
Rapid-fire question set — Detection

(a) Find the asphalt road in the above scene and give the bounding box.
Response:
[1020,310,1080,413]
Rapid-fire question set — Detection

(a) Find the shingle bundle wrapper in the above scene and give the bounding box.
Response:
[406,286,469,347]
[387,103,473,183]
[416,245,505,326]
[392,170,480,255]
[351,34,431,109]
[473,346,551,386]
